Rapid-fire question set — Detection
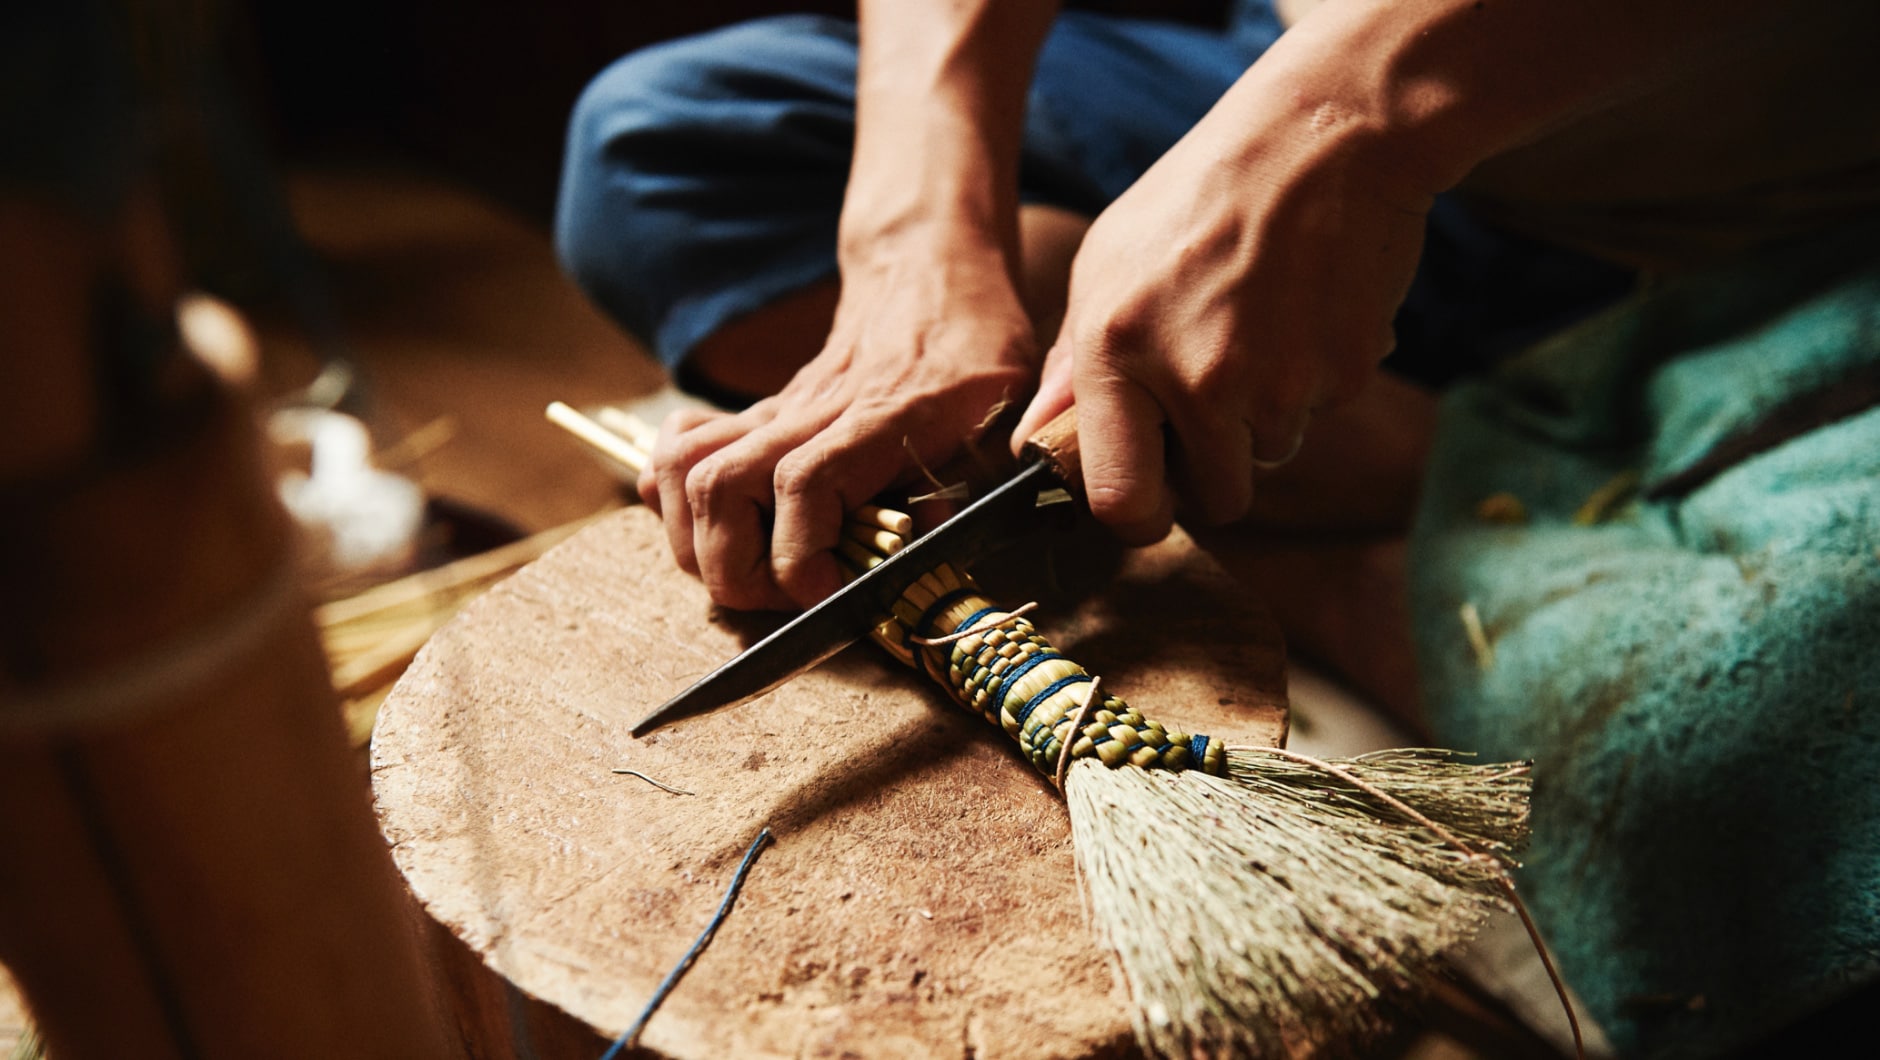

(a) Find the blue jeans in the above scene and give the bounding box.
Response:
[555,6,1627,387]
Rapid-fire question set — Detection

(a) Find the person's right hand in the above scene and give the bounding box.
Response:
[640,226,1037,612]
[1010,75,1432,545]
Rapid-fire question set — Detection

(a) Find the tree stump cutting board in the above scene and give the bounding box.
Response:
[372,507,1286,1059]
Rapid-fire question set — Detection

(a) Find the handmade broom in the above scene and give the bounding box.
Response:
[550,402,1558,1059]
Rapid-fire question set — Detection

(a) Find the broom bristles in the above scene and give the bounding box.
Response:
[1066,749,1529,1059]
[794,484,1541,1058]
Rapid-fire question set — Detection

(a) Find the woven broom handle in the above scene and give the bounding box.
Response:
[1018,406,1085,501]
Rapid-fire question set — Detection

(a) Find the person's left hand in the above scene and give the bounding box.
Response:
[640,227,1037,612]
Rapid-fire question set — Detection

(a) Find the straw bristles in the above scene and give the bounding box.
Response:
[317,517,592,746]
[1066,750,1528,1059]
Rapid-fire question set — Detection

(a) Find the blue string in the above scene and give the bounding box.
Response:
[600,826,774,1059]
[1015,674,1093,729]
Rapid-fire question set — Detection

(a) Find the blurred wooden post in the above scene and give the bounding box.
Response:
[0,187,452,1056]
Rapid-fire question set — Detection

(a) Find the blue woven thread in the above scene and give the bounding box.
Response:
[946,605,1006,707]
[961,642,1055,722]
[991,652,1073,725]
[1014,674,1092,729]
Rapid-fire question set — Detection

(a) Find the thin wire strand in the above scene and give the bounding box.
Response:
[611,768,695,796]
[599,827,774,1060]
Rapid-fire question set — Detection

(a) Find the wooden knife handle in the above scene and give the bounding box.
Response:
[1018,406,1084,501]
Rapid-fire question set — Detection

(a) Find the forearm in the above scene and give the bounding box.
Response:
[1225,0,1768,196]
[844,0,1059,272]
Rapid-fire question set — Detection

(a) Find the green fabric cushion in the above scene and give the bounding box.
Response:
[1409,227,1880,1058]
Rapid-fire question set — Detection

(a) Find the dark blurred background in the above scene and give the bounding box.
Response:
[245,1,1228,226]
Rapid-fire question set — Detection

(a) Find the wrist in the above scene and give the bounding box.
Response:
[842,0,1056,278]
[836,170,1020,300]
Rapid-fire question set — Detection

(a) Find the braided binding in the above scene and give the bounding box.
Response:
[867,560,1225,780]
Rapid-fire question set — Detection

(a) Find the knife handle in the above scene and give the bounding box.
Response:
[1018,406,1084,500]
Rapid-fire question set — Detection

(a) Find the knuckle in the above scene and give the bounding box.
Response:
[1085,316,1145,365]
[684,455,745,515]
[662,430,718,472]
[1087,478,1157,529]
[1174,348,1241,410]
[1188,354,1233,394]
[1199,480,1253,526]
[709,580,770,612]
[769,542,809,580]
[771,449,825,500]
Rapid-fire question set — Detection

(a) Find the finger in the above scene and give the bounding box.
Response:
[640,406,727,513]
[686,424,806,612]
[648,407,742,572]
[770,415,911,607]
[1078,369,1176,545]
[687,463,795,610]
[1011,339,1075,453]
[1166,406,1255,527]
[1248,403,1312,469]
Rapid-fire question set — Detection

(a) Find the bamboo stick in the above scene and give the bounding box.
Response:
[546,401,649,480]
[315,518,589,626]
[595,405,660,455]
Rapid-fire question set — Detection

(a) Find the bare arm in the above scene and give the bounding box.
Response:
[1016,0,1771,542]
[844,0,1058,277]
[644,0,1060,610]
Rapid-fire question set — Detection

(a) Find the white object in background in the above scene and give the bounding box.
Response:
[271,408,425,582]
[176,293,260,390]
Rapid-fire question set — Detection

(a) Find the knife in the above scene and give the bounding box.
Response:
[630,407,1086,736]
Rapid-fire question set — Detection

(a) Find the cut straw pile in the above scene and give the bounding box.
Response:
[315,519,590,745]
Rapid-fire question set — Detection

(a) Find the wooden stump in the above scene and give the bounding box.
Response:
[0,381,450,1059]
[373,507,1286,1059]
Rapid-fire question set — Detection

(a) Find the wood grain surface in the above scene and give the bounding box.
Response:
[373,506,1286,1059]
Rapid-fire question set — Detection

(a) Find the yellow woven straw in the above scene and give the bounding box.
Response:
[866,559,1225,779]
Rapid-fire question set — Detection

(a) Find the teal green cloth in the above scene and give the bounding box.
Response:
[1409,227,1880,1058]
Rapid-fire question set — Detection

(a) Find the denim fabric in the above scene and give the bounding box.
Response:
[555,5,1627,382]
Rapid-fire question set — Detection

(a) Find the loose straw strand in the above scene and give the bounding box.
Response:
[611,768,695,796]
[908,602,1039,647]
[1054,675,1104,793]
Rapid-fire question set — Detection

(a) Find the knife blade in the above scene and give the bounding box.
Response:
[630,407,1085,736]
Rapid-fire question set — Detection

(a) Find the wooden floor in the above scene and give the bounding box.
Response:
[0,165,1569,1060]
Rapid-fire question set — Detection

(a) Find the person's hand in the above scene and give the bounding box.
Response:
[1012,55,1434,545]
[641,231,1036,611]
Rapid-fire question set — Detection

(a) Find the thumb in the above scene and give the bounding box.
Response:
[1011,341,1076,454]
